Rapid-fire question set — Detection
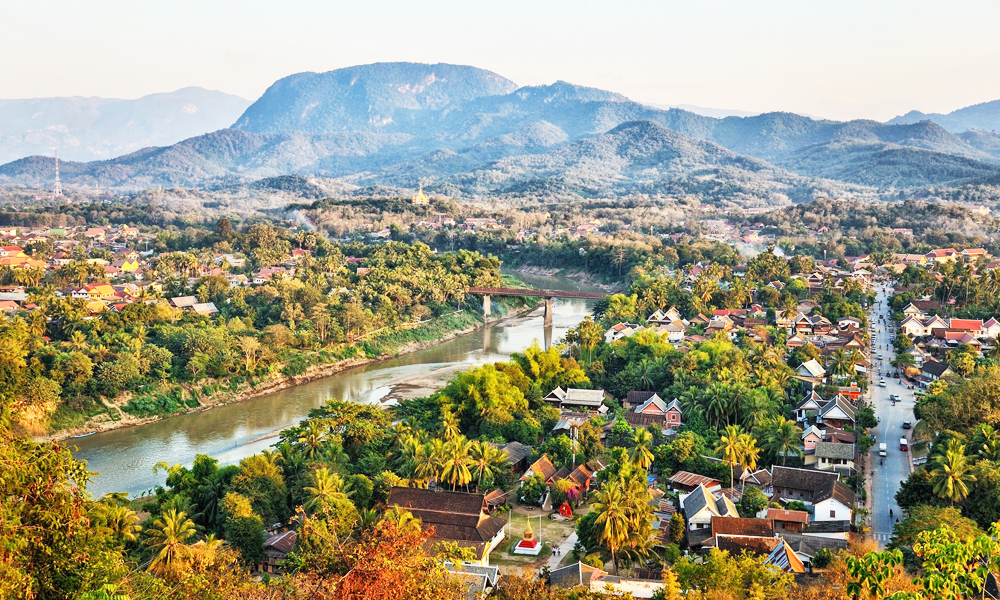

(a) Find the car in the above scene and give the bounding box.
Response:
[879,443,887,457]
[902,421,912,429]
[879,379,887,387]
[890,394,900,402]
[877,354,883,360]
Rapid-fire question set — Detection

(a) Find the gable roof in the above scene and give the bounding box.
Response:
[922,360,952,378]
[764,508,810,524]
[815,441,855,460]
[549,561,607,590]
[263,530,297,554]
[635,394,667,413]
[711,517,774,538]
[496,441,532,465]
[670,471,722,489]
[767,539,807,573]
[820,395,856,421]
[521,455,558,482]
[771,466,839,496]
[799,359,826,378]
[386,488,505,551]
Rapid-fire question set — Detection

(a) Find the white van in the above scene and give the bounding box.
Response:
[879,443,887,457]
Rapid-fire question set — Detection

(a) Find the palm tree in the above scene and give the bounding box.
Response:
[303,467,352,513]
[762,417,804,466]
[413,440,443,486]
[144,509,197,577]
[440,409,461,441]
[94,503,141,543]
[440,436,473,492]
[630,428,654,470]
[297,421,328,461]
[716,425,745,491]
[468,441,509,492]
[592,480,630,575]
[929,439,975,506]
[380,506,423,535]
[829,348,853,377]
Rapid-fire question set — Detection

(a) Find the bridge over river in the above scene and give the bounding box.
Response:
[466,287,608,326]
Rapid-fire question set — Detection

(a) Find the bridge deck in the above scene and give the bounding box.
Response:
[467,287,607,299]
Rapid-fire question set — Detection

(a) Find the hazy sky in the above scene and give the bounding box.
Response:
[3,0,1000,121]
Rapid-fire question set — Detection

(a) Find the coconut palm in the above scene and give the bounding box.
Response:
[468,440,509,492]
[94,503,141,544]
[592,480,631,574]
[716,425,745,491]
[440,436,474,492]
[761,417,804,466]
[380,506,423,535]
[297,421,328,461]
[929,439,975,506]
[144,509,197,577]
[440,409,461,441]
[629,428,654,470]
[303,467,353,513]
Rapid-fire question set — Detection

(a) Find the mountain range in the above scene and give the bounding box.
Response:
[4,62,1000,205]
[0,87,250,164]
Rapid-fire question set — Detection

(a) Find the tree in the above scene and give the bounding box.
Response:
[304,468,353,514]
[760,417,804,466]
[716,425,745,490]
[439,436,473,492]
[468,440,509,492]
[144,509,197,577]
[630,427,654,469]
[591,479,631,574]
[928,439,975,506]
[739,485,769,518]
[220,493,265,567]
[668,512,685,546]
[888,505,982,553]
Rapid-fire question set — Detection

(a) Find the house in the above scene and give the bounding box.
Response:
[543,387,608,412]
[444,562,500,599]
[605,322,644,343]
[812,441,856,474]
[817,395,856,428]
[711,535,806,574]
[710,516,774,539]
[668,471,722,494]
[520,455,558,484]
[797,359,826,380]
[984,318,1000,339]
[770,466,855,522]
[921,360,953,383]
[739,468,772,496]
[259,530,296,574]
[495,441,532,475]
[795,391,825,422]
[926,248,959,263]
[191,302,219,316]
[962,248,989,261]
[680,483,739,530]
[386,488,506,565]
[949,318,984,336]
[169,296,198,309]
[801,425,824,451]
[764,508,810,533]
[549,563,665,598]
[628,393,683,429]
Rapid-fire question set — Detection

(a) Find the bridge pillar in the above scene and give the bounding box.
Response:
[483,294,491,317]
[544,297,553,327]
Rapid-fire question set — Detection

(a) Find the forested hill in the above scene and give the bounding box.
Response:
[4,62,1000,197]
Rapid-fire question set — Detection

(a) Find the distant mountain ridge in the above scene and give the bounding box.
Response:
[890,100,1000,134]
[4,62,1000,201]
[0,88,251,163]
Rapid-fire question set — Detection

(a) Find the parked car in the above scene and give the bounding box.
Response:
[902,421,912,429]
[879,443,888,457]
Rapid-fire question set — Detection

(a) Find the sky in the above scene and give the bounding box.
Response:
[2,0,1000,121]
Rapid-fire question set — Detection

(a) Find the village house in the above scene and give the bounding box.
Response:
[543,387,609,412]
[680,483,739,530]
[259,530,296,574]
[386,488,506,566]
[770,466,855,522]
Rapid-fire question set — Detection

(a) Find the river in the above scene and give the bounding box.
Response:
[71,272,602,498]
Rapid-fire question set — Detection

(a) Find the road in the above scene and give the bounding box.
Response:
[867,282,915,546]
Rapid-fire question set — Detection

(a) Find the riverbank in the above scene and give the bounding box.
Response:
[513,265,623,293]
[41,302,536,443]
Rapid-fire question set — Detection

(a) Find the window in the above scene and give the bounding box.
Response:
[830,510,836,518]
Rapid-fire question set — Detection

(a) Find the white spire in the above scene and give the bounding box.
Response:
[53,149,62,197]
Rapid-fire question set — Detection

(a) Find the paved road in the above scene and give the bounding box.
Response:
[867,283,916,547]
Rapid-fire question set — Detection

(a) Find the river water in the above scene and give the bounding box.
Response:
[72,272,601,498]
